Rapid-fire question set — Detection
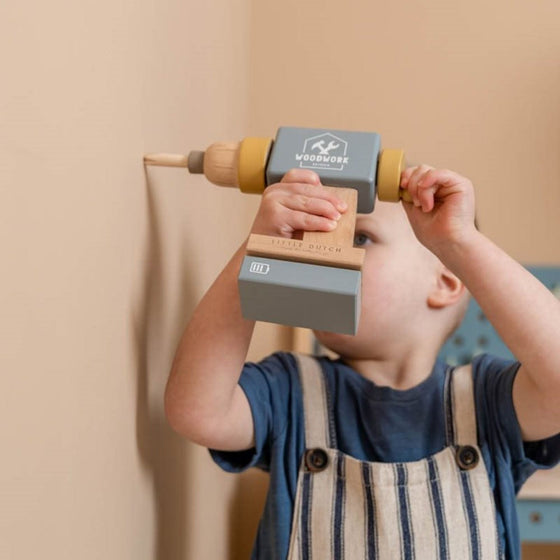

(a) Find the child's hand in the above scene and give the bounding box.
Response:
[400,165,478,256]
[250,169,348,237]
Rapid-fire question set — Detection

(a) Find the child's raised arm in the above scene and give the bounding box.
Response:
[164,169,347,451]
[402,166,560,442]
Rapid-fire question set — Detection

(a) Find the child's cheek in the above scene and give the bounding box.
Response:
[360,261,399,306]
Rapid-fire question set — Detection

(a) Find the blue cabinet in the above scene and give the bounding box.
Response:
[516,500,560,542]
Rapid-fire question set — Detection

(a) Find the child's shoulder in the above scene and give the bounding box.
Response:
[242,351,302,377]
[470,353,520,392]
[471,352,519,372]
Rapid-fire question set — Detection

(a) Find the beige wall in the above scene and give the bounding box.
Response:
[0,0,273,558]
[1,0,559,559]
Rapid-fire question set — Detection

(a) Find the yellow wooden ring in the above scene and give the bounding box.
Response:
[377,149,406,202]
[237,137,273,194]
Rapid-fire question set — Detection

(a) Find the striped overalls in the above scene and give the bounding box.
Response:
[287,354,503,559]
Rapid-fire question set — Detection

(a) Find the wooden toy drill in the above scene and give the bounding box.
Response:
[144,127,411,334]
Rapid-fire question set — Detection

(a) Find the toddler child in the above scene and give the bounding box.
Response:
[165,165,560,559]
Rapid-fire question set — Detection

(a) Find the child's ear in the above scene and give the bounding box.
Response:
[427,265,466,309]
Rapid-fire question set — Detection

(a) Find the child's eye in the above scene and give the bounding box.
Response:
[353,233,371,247]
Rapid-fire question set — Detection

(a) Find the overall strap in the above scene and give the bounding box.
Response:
[450,363,477,446]
[293,353,331,449]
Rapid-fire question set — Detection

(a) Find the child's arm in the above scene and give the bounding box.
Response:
[164,169,347,451]
[402,166,560,442]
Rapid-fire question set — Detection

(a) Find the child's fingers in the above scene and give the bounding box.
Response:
[419,168,465,191]
[409,168,468,212]
[280,209,339,234]
[255,168,357,236]
[280,168,320,185]
[402,165,434,209]
[400,165,430,187]
[400,166,416,186]
[280,193,343,222]
[255,178,347,236]
[275,171,348,213]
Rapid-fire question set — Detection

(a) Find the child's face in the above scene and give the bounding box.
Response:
[314,200,440,358]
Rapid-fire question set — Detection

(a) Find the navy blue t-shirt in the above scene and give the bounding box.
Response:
[210,353,560,560]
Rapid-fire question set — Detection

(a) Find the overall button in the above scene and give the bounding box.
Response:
[305,448,329,472]
[456,445,480,470]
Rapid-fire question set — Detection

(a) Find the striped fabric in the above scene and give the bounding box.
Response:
[287,354,502,560]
